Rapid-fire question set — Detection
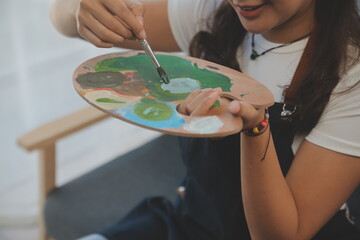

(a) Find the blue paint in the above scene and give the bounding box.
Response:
[115,102,185,129]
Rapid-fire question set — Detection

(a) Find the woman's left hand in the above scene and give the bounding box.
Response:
[228,100,265,130]
[178,88,265,131]
[177,88,222,116]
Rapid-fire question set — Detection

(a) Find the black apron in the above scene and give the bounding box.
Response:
[99,103,360,240]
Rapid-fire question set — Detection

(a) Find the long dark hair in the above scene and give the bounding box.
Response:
[190,0,360,134]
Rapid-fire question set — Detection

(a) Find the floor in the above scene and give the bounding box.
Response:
[0,0,159,239]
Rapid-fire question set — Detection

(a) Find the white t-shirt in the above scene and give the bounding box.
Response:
[168,0,360,157]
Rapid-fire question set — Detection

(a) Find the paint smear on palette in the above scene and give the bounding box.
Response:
[184,116,224,134]
[211,100,221,109]
[116,98,185,129]
[84,89,134,110]
[76,70,149,97]
[76,72,126,88]
[94,55,233,101]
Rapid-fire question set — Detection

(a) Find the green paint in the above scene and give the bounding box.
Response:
[94,54,233,101]
[95,98,125,103]
[211,100,221,109]
[76,72,126,88]
[239,89,265,97]
[95,58,135,72]
[134,98,173,121]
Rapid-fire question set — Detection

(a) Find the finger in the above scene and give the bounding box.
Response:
[105,0,146,39]
[84,13,127,43]
[78,25,114,48]
[177,90,203,115]
[214,87,223,94]
[186,89,215,114]
[90,4,134,39]
[78,1,131,40]
[191,91,220,116]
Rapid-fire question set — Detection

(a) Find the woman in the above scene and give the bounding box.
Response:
[51,0,360,239]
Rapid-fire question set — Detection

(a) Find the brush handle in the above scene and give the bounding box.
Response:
[139,39,170,84]
[139,39,161,68]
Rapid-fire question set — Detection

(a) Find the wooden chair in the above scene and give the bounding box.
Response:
[17,107,185,240]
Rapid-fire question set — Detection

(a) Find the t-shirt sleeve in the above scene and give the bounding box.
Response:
[305,63,360,157]
[167,0,222,53]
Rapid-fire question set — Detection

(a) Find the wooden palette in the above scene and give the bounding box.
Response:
[73,51,273,137]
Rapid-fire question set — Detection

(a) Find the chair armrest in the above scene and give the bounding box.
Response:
[17,106,109,152]
[17,106,109,240]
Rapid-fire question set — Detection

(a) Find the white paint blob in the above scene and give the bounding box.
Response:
[184,116,224,134]
[161,78,201,94]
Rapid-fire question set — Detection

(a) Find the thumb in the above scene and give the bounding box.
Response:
[228,101,264,129]
[228,100,255,118]
[126,0,146,38]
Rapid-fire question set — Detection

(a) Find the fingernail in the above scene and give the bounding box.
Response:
[214,87,222,93]
[139,30,146,39]
[201,88,211,92]
[136,16,144,26]
[209,92,218,98]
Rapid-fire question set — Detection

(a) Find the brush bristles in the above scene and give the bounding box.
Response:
[157,67,170,84]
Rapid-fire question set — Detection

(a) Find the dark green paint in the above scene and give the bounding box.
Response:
[76,72,126,88]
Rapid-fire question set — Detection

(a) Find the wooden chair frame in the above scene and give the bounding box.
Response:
[17,107,109,240]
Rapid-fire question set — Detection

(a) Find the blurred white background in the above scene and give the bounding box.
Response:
[0,0,158,239]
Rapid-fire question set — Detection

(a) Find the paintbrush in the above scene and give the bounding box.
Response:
[139,39,170,84]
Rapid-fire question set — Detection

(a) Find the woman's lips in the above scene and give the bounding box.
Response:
[236,3,268,18]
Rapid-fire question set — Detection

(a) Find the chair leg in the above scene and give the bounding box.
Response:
[38,144,56,240]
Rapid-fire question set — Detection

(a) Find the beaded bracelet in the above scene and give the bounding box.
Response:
[242,108,269,136]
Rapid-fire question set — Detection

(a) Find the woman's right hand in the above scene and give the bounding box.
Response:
[75,0,146,48]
